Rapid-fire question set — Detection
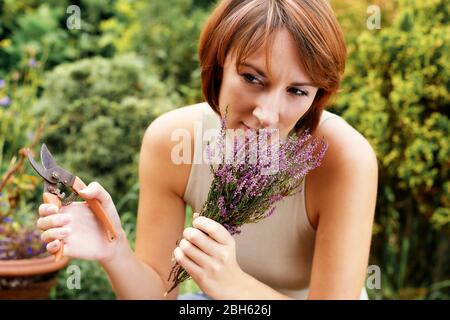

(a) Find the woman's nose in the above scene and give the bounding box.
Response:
[253,100,280,128]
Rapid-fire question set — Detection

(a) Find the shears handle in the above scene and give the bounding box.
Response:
[72,177,118,242]
[42,192,64,262]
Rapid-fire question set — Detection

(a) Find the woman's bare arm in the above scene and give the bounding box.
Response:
[307,120,378,299]
[101,110,192,299]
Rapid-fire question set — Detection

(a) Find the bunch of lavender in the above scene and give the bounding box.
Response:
[166,111,328,294]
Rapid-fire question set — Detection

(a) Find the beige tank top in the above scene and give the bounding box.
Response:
[182,104,368,299]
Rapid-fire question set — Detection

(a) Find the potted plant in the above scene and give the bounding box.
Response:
[0,145,70,299]
[0,68,69,299]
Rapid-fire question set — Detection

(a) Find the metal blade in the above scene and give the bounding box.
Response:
[41,143,58,170]
[26,149,55,183]
[37,144,77,190]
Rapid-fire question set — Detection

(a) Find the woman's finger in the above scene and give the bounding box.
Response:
[46,239,61,254]
[182,227,222,257]
[38,204,60,217]
[192,216,234,245]
[178,238,213,268]
[40,227,71,243]
[174,247,203,280]
[37,214,71,231]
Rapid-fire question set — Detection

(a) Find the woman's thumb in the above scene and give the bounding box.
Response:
[78,182,95,197]
[78,181,113,207]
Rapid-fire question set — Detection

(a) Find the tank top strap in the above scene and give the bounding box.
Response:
[318,110,343,128]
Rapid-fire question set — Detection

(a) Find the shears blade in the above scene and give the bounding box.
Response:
[41,143,58,171]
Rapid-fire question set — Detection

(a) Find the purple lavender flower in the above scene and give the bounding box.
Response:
[0,79,4,88]
[218,196,227,217]
[223,222,241,235]
[264,207,277,219]
[167,106,328,294]
[0,96,11,107]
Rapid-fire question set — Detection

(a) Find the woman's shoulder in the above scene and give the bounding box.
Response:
[313,111,378,169]
[141,102,209,197]
[306,111,378,225]
[144,101,208,146]
[148,102,208,131]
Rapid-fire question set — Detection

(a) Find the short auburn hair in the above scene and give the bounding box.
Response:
[198,0,347,134]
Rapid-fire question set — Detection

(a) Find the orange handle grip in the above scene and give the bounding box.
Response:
[72,177,117,242]
[43,192,64,262]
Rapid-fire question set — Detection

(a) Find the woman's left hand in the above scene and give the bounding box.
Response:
[173,212,246,299]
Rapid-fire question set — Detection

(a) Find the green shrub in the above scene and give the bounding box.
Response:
[33,54,181,206]
[100,0,210,104]
[332,0,449,299]
[0,0,117,77]
[332,0,398,43]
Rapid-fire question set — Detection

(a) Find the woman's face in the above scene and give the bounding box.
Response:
[218,28,319,140]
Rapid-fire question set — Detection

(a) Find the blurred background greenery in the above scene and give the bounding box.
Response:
[0,0,448,299]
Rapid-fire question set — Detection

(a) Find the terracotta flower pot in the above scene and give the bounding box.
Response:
[0,255,70,299]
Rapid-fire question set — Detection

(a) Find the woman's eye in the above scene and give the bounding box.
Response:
[289,88,309,97]
[242,73,308,97]
[241,73,260,85]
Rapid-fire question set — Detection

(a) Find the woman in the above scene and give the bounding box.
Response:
[37,0,378,299]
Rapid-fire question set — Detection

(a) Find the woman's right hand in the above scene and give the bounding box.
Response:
[37,182,128,263]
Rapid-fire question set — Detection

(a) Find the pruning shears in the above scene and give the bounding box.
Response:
[26,144,117,262]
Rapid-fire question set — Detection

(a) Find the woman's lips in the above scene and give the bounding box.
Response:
[241,122,253,130]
